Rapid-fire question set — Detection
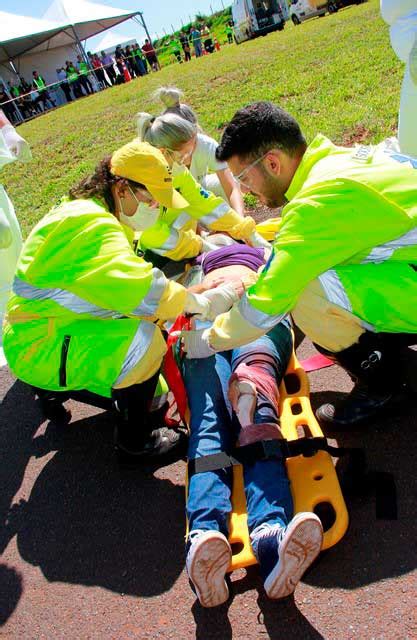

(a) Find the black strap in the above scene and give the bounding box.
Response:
[188,437,359,477]
[188,437,396,520]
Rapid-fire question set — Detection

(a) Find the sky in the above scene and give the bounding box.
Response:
[1,0,229,48]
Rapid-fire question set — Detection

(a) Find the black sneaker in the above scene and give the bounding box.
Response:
[316,382,393,427]
[114,424,188,464]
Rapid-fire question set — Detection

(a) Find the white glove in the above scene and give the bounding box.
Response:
[248,230,271,249]
[200,237,221,253]
[1,124,32,162]
[184,291,211,319]
[205,233,237,247]
[181,328,216,359]
[199,282,240,321]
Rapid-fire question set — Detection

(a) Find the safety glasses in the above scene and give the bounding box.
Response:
[234,151,270,187]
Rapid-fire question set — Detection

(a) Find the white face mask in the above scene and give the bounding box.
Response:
[119,188,160,232]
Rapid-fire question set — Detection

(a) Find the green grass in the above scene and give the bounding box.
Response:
[154,7,232,67]
[2,0,402,237]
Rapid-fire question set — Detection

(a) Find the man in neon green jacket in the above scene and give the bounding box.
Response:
[3,140,241,460]
[182,101,417,426]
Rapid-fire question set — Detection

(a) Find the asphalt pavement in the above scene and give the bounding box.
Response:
[1,338,416,639]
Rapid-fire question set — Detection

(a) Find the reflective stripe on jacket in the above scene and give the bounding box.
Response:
[3,198,186,395]
[139,165,255,260]
[209,135,417,350]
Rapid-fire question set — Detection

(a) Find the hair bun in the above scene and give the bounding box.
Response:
[155,86,183,108]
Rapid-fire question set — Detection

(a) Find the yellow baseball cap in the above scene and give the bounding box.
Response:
[110,139,189,209]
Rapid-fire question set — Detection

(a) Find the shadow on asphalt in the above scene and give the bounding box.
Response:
[0,379,185,613]
[0,564,23,627]
[192,566,324,639]
[305,389,417,590]
[1,374,417,629]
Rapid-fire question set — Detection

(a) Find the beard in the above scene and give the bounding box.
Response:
[258,170,286,209]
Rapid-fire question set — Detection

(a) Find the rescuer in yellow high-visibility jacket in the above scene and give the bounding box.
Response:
[3,140,240,460]
[180,102,417,428]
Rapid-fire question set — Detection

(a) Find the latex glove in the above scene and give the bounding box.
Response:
[199,282,241,321]
[248,230,271,249]
[184,291,211,319]
[181,328,216,359]
[200,237,221,253]
[205,233,237,248]
[1,124,32,162]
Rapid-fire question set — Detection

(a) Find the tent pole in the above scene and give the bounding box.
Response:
[6,59,25,124]
[71,26,100,91]
[137,12,159,65]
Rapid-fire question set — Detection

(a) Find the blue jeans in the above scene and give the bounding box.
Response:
[183,320,294,538]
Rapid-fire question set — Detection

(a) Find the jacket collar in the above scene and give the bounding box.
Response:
[285,134,337,201]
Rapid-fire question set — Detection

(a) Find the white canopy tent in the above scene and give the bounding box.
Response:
[94,31,136,56]
[0,1,153,86]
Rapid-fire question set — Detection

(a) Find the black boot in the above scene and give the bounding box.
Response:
[112,374,187,463]
[315,333,405,427]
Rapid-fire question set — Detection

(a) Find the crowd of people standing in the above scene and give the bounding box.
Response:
[168,21,234,63]
[0,40,162,125]
[0,19,236,125]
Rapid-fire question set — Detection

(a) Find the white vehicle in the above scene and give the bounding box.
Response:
[232,0,289,44]
[289,0,328,25]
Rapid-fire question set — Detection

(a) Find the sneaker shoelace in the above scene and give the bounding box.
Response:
[186,529,206,546]
[251,522,285,556]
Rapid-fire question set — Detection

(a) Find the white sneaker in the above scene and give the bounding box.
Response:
[251,512,323,599]
[186,529,232,607]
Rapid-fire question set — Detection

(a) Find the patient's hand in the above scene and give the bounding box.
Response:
[187,277,227,294]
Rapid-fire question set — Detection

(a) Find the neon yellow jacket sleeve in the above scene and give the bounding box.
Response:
[176,168,256,239]
[208,178,415,350]
[139,168,256,260]
[16,199,187,321]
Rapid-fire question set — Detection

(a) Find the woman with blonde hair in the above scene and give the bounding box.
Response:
[139,86,246,216]
[136,90,268,262]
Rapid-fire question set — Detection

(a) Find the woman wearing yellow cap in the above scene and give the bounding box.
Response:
[3,140,242,461]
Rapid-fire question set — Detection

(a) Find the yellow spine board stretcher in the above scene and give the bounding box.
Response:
[185,349,349,573]
[228,349,349,571]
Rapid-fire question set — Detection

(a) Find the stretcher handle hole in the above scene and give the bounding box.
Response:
[283,372,301,395]
[313,474,324,481]
[230,541,245,557]
[291,402,302,415]
[296,424,313,439]
[314,501,336,532]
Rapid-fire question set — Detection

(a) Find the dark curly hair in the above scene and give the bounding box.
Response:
[69,156,145,213]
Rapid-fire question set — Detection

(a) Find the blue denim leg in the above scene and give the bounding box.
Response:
[231,320,294,533]
[183,352,237,537]
[184,319,294,537]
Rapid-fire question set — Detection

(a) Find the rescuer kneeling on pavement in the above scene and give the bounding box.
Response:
[3,140,242,459]
[181,101,417,427]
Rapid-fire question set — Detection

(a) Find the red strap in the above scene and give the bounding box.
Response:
[163,316,191,425]
[300,353,334,373]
